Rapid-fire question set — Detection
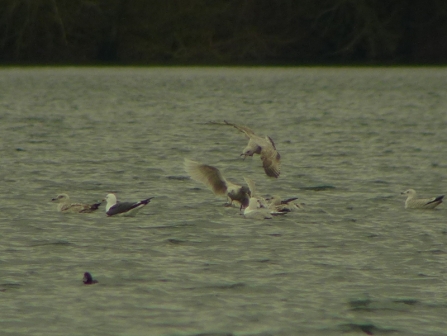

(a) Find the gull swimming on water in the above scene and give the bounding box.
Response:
[184,158,251,209]
[242,178,300,212]
[104,193,154,217]
[400,189,444,209]
[51,193,102,213]
[221,120,281,178]
[243,197,287,219]
[266,195,303,212]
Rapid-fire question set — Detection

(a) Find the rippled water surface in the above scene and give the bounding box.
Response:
[0,67,446,335]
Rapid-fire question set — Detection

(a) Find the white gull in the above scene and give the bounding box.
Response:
[242,177,268,208]
[243,197,287,219]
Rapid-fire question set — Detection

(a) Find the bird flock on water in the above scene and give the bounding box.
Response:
[52,120,444,220]
[50,120,444,283]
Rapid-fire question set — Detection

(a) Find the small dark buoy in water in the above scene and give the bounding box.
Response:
[83,272,98,285]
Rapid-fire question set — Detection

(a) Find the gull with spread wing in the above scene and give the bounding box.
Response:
[222,120,281,178]
[184,158,251,209]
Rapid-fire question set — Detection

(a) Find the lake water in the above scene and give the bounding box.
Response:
[0,67,446,336]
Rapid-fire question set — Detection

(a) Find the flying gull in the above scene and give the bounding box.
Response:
[104,193,154,217]
[400,189,444,209]
[51,193,102,213]
[184,158,251,209]
[243,197,287,219]
[222,120,281,178]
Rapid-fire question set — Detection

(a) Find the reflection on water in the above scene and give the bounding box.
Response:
[0,67,446,335]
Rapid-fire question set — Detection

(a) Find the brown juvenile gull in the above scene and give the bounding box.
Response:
[400,189,444,209]
[222,120,281,178]
[243,197,287,219]
[104,193,154,217]
[51,193,102,213]
[184,158,251,209]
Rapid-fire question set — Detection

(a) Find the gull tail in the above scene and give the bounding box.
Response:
[139,197,155,206]
[281,197,298,204]
[90,201,103,210]
[426,195,444,206]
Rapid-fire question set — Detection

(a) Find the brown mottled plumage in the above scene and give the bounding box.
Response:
[400,189,443,209]
[51,194,102,213]
[222,120,281,178]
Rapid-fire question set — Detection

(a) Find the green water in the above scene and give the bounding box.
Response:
[0,67,446,335]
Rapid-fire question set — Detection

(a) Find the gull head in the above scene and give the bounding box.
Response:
[247,197,260,210]
[267,195,282,206]
[401,189,416,197]
[240,144,259,158]
[52,193,69,202]
[240,148,255,158]
[104,193,117,205]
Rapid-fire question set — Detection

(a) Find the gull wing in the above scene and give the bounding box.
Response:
[184,159,228,195]
[223,120,256,138]
[79,201,103,213]
[260,138,281,178]
[106,202,140,216]
[61,203,93,213]
[281,197,298,204]
[425,195,444,205]
[106,198,153,216]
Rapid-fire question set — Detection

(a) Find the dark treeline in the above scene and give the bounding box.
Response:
[1,0,446,65]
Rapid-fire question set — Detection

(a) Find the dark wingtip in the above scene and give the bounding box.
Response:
[428,195,444,205]
[281,197,298,204]
[141,197,154,205]
[266,170,280,178]
[90,202,103,210]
